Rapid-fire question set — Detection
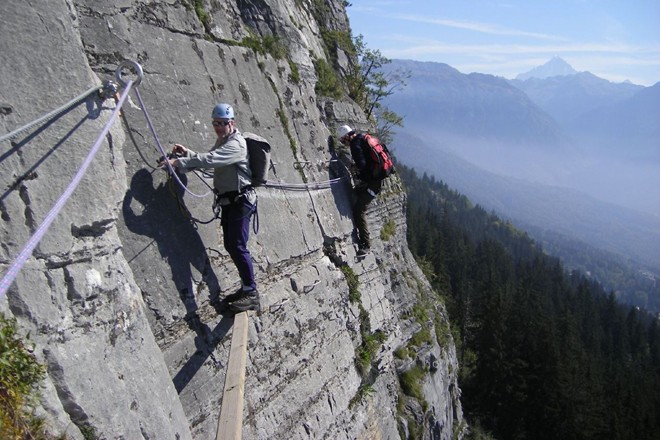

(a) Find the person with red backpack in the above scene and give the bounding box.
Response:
[337,125,394,257]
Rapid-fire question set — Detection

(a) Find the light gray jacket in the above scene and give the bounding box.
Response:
[177,130,252,195]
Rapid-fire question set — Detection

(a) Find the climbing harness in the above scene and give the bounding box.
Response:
[211,187,261,234]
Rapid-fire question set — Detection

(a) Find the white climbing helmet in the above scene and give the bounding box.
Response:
[336,125,353,140]
[212,103,235,119]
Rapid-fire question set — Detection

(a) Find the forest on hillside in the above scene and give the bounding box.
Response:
[527,226,660,313]
[399,166,660,440]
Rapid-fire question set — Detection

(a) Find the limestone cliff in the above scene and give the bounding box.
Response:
[0,1,462,439]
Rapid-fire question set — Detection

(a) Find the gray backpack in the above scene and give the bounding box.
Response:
[243,132,272,186]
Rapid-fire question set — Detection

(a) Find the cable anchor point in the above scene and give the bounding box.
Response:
[99,80,119,100]
[115,60,144,88]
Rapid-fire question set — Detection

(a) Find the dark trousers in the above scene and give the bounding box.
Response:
[353,180,382,249]
[221,198,257,290]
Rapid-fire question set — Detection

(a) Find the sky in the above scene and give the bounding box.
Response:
[346,0,660,86]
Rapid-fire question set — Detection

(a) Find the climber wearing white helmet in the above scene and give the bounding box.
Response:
[161,103,260,312]
[337,124,383,257]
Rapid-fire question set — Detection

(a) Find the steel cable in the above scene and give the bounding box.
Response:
[263,177,345,191]
[0,80,134,299]
[0,85,102,144]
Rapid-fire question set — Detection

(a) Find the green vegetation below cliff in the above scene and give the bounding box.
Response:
[401,165,660,440]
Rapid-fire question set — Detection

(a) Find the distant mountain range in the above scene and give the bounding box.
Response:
[510,71,643,127]
[515,56,578,80]
[509,57,657,160]
[382,60,567,149]
[381,57,660,274]
[391,130,660,271]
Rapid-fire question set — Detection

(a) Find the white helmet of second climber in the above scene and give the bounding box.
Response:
[336,124,354,140]
[212,103,235,119]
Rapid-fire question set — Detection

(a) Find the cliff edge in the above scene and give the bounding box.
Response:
[0,1,462,438]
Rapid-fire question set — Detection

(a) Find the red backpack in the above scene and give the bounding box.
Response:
[363,134,395,180]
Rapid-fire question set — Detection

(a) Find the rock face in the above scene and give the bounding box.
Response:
[0,1,463,439]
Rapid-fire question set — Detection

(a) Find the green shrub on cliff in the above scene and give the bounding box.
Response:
[0,314,50,439]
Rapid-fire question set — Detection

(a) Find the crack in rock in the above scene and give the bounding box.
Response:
[71,218,115,237]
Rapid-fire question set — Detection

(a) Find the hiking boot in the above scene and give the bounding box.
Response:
[357,246,370,257]
[229,290,260,312]
[223,287,248,303]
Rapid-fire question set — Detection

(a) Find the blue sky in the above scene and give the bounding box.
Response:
[347,0,660,86]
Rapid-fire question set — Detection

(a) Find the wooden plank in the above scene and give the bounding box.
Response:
[216,311,250,440]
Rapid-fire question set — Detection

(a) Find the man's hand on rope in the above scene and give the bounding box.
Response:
[158,144,187,168]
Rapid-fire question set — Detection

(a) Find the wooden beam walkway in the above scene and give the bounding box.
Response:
[215,311,250,440]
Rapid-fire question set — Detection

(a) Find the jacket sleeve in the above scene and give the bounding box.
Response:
[177,137,246,169]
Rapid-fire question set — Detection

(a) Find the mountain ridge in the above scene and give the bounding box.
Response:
[384,57,659,218]
[516,56,578,80]
[382,59,567,148]
[569,82,660,160]
[510,70,645,126]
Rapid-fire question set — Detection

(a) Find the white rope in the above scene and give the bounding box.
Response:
[0,81,134,299]
[133,87,213,198]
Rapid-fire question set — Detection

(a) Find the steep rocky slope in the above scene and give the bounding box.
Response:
[0,1,462,438]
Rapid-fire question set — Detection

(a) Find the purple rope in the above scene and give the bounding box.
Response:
[133,88,212,198]
[0,81,134,299]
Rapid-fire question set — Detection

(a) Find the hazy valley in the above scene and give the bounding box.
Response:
[382,58,660,310]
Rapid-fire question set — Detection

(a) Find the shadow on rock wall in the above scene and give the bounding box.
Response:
[122,168,241,393]
[122,168,220,317]
[0,95,105,204]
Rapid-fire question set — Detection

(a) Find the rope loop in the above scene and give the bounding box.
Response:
[115,60,144,87]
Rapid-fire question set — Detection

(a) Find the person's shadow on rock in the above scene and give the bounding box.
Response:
[122,168,224,331]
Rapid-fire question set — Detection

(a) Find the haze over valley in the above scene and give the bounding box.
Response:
[382,58,660,305]
[384,58,659,218]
